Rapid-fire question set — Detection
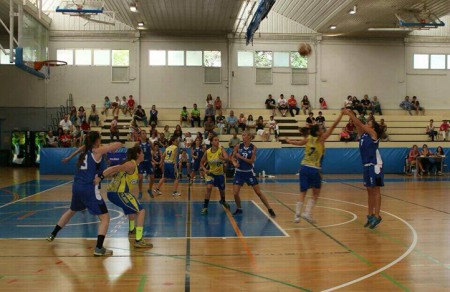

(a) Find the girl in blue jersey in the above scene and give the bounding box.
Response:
[47,132,122,256]
[286,112,343,223]
[344,109,384,229]
[137,131,155,200]
[190,138,205,183]
[231,131,276,218]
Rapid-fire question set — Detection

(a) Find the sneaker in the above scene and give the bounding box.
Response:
[138,192,143,200]
[147,189,154,198]
[232,208,243,216]
[47,234,55,242]
[172,192,181,197]
[364,215,374,228]
[268,209,276,218]
[154,189,162,196]
[369,216,382,229]
[201,208,208,215]
[301,212,315,223]
[219,200,230,209]
[134,239,153,248]
[294,213,301,223]
[93,247,113,257]
[437,171,442,176]
[128,228,136,237]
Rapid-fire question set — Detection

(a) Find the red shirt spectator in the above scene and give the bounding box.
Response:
[439,121,449,131]
[127,95,135,108]
[288,96,297,107]
[60,131,72,147]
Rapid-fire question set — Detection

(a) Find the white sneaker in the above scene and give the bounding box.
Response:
[153,189,163,196]
[301,213,315,223]
[294,213,301,223]
[172,192,181,197]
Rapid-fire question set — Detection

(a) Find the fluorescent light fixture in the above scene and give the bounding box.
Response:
[349,5,357,14]
[329,25,337,30]
[138,21,144,27]
[368,27,413,31]
[130,3,137,12]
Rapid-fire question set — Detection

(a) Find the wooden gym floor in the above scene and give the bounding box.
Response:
[0,167,449,291]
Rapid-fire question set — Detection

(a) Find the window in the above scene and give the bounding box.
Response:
[0,49,12,64]
[430,54,446,70]
[149,50,166,66]
[112,50,129,66]
[75,49,92,66]
[273,52,290,67]
[93,49,110,66]
[204,51,221,67]
[291,52,307,69]
[237,51,253,67]
[186,51,202,66]
[413,54,429,69]
[255,51,272,68]
[168,50,184,66]
[56,49,73,65]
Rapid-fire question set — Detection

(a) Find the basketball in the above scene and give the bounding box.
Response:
[298,43,312,57]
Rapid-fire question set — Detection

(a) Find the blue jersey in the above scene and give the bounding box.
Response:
[74,151,102,185]
[236,143,254,172]
[193,147,204,163]
[359,133,382,165]
[139,141,152,161]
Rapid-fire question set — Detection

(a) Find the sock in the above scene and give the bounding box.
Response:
[295,202,303,215]
[304,199,316,214]
[203,199,210,208]
[136,227,143,241]
[96,235,105,249]
[51,225,62,237]
[129,220,135,232]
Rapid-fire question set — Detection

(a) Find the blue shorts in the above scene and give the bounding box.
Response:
[192,160,201,172]
[233,171,258,186]
[363,165,384,187]
[299,165,321,192]
[107,192,143,215]
[206,173,225,190]
[164,163,177,180]
[70,184,108,215]
[138,161,154,175]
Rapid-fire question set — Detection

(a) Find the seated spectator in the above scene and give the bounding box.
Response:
[133,105,148,126]
[411,96,425,115]
[156,133,167,148]
[128,120,140,142]
[273,121,279,142]
[190,103,201,127]
[246,115,256,134]
[45,131,58,147]
[102,96,111,116]
[399,96,412,115]
[196,132,203,142]
[59,114,73,132]
[204,132,214,149]
[315,111,326,130]
[127,95,136,117]
[204,116,216,137]
[69,106,77,125]
[180,106,189,127]
[265,94,276,116]
[120,96,129,116]
[214,96,222,112]
[288,95,300,117]
[204,104,215,124]
[372,96,382,115]
[345,119,357,141]
[406,145,421,175]
[112,96,120,117]
[268,115,276,135]
[215,110,226,135]
[379,119,389,142]
[278,94,288,117]
[205,94,213,107]
[432,146,445,175]
[419,144,433,175]
[361,94,372,115]
[80,121,90,133]
[77,106,86,125]
[229,132,241,148]
[319,97,328,110]
[173,125,183,141]
[301,95,311,115]
[237,113,246,132]
[163,125,171,139]
[184,132,194,148]
[440,120,449,141]
[340,127,352,142]
[72,125,82,147]
[149,130,159,145]
[110,116,120,141]
[56,127,64,147]
[226,110,239,134]
[256,116,270,141]
[344,95,353,110]
[352,96,363,114]
[178,149,191,178]
[149,105,158,126]
[88,104,100,126]
[60,130,72,148]
[426,119,438,141]
[306,112,315,128]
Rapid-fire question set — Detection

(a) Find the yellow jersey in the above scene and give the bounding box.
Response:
[107,160,139,193]
[206,147,224,175]
[164,145,178,163]
[301,135,324,169]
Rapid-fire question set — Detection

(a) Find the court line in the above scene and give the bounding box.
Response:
[138,274,147,292]
[184,179,192,292]
[263,190,414,292]
[250,200,290,236]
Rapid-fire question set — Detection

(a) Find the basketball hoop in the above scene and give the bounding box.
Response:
[33,60,68,71]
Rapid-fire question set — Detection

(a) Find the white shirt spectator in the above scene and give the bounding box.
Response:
[278,98,287,106]
[59,119,72,131]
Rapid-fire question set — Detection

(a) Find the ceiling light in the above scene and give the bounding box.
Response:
[349,5,357,14]
[138,21,144,27]
[329,25,337,30]
[130,3,137,12]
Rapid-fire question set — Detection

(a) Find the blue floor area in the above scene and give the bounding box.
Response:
[0,201,285,239]
[0,179,69,206]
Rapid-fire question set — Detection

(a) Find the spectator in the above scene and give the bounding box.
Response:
[196,132,203,142]
[112,96,120,117]
[265,94,276,116]
[72,125,82,147]
[163,125,171,139]
[367,113,375,123]
[238,113,246,132]
[173,125,183,140]
[426,119,438,141]
[77,106,86,125]
[204,132,214,149]
[204,116,216,137]
[149,130,159,144]
[110,116,120,141]
[268,115,276,135]
[432,146,445,175]
[178,149,191,178]
[80,120,90,134]
[46,131,58,147]
[315,111,326,130]
[127,95,136,117]
[439,120,449,141]
[59,114,73,132]
[358,113,366,125]
[206,94,213,107]
[399,96,412,115]
[306,112,315,128]
[158,133,168,148]
[273,121,279,142]
[246,114,256,134]
[411,96,425,115]
[344,95,353,110]
[180,106,189,127]
[301,95,312,115]
[120,96,128,116]
[419,144,433,175]
[319,97,328,110]
[214,96,222,112]
[340,127,352,142]
[345,119,357,141]
[226,110,239,134]
[278,94,288,117]
[60,130,72,148]
[372,96,382,115]
[88,104,100,126]
[361,94,372,115]
[69,106,77,125]
[133,105,148,126]
[216,110,226,135]
[256,116,270,141]
[204,104,215,124]
[229,132,241,148]
[352,96,363,114]
[191,103,201,127]
[149,105,158,126]
[288,95,300,117]
[128,120,140,142]
[102,96,111,116]
[406,145,421,175]
[184,132,194,148]
[379,119,389,142]
[56,127,64,147]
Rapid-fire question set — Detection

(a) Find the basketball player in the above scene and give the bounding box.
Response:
[344,109,384,229]
[154,137,181,197]
[47,132,122,256]
[286,111,343,223]
[137,131,154,199]
[101,145,153,248]
[190,138,205,183]
[200,135,230,215]
[231,131,276,217]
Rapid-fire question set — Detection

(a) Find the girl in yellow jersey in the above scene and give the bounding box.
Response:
[154,137,180,197]
[200,135,230,215]
[101,145,153,248]
[286,111,344,223]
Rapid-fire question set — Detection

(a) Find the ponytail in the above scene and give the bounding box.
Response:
[77,131,100,168]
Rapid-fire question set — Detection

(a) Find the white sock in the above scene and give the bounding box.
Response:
[295,202,303,215]
[304,199,316,214]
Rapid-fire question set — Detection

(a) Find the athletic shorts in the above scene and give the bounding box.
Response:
[192,161,201,172]
[299,165,321,193]
[233,171,258,186]
[180,161,188,168]
[363,165,384,187]
[70,183,108,215]
[205,173,225,190]
[107,192,142,215]
[164,163,177,180]
[138,161,154,175]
